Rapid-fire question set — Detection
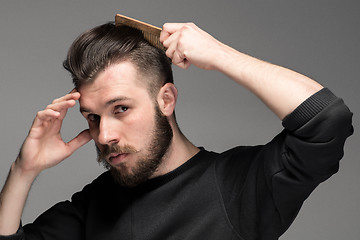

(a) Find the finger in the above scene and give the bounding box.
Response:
[173,59,191,70]
[46,99,77,113]
[163,29,188,63]
[165,43,176,60]
[162,23,188,35]
[52,92,80,104]
[35,109,60,121]
[161,23,190,46]
[171,51,187,67]
[48,95,79,124]
[159,29,171,43]
[66,129,92,155]
[43,100,76,126]
[182,60,192,70]
[30,109,60,130]
[163,30,191,69]
[162,29,180,51]
[69,88,77,94]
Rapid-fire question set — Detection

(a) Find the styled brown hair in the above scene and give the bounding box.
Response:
[63,22,173,98]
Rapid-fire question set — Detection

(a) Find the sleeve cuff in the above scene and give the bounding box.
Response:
[0,225,24,240]
[282,88,338,131]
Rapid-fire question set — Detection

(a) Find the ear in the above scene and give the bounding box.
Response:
[157,83,178,117]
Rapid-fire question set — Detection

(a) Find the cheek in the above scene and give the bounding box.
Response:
[127,111,156,139]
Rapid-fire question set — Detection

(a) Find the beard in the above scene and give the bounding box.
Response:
[96,105,173,187]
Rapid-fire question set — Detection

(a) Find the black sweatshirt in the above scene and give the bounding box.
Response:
[1,88,354,240]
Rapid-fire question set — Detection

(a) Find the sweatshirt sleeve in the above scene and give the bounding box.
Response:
[265,88,353,233]
[0,171,114,240]
[216,88,353,239]
[0,181,92,240]
[0,226,24,240]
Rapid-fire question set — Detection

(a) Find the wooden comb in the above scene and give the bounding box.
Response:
[115,14,165,51]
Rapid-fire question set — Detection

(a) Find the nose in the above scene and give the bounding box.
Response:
[97,117,119,145]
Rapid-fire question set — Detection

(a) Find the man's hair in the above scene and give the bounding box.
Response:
[63,22,173,98]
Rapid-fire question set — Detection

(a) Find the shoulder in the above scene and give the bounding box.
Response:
[215,145,267,165]
[209,145,267,179]
[71,171,113,201]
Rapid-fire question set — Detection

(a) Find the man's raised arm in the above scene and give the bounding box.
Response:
[160,23,323,119]
[0,91,91,236]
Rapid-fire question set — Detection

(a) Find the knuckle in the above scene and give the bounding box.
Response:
[180,23,196,36]
[36,110,45,118]
[185,22,197,30]
[162,23,169,30]
[45,103,53,110]
[180,25,190,32]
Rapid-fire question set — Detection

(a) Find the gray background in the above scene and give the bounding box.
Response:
[0,0,359,239]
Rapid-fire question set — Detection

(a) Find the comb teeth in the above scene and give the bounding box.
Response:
[115,14,166,51]
[143,31,166,51]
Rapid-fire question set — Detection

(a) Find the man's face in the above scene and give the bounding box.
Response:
[78,61,173,187]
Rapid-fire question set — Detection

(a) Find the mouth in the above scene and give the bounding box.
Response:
[108,153,130,165]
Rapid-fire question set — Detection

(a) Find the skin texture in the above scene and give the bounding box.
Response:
[79,62,174,187]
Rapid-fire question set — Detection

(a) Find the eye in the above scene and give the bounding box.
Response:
[87,114,100,122]
[114,105,129,114]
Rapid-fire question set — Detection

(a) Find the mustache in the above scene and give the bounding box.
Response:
[98,144,138,161]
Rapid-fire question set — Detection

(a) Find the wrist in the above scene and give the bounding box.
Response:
[0,162,35,236]
[11,160,39,184]
[212,44,247,73]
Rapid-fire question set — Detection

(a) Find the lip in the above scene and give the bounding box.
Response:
[108,153,129,165]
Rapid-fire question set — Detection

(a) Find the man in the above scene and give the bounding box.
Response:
[0,21,353,240]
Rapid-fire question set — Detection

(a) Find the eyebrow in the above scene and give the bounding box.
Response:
[80,96,132,113]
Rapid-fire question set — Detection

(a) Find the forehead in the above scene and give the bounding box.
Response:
[78,61,150,108]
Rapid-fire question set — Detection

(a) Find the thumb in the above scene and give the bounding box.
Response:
[66,129,92,155]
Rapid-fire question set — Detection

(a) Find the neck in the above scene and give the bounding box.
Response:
[151,123,199,178]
